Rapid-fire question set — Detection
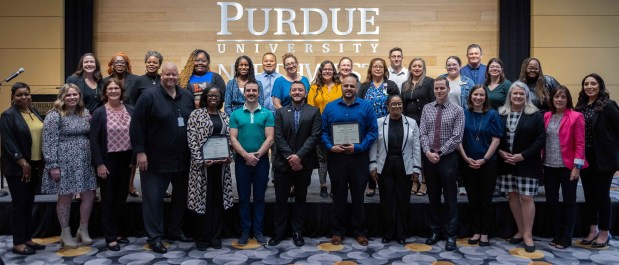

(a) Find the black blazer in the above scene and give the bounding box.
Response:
[90,103,135,167]
[66,75,106,113]
[358,79,400,99]
[498,110,545,178]
[585,100,619,172]
[0,106,44,176]
[104,73,140,105]
[273,104,322,172]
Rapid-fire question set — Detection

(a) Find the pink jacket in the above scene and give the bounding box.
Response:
[543,109,588,170]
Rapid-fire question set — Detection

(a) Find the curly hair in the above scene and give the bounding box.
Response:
[72,53,103,81]
[106,52,132,76]
[311,60,340,104]
[575,73,610,112]
[179,49,210,88]
[53,83,86,117]
[233,55,256,79]
[518,58,549,105]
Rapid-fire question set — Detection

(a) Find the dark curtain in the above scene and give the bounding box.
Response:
[64,0,95,79]
[499,0,531,81]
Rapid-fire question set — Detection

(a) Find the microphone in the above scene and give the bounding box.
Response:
[4,68,25,82]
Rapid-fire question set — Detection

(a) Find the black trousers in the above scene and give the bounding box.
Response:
[378,155,411,240]
[423,152,459,237]
[543,166,577,246]
[581,149,614,231]
[273,168,312,236]
[141,170,189,243]
[462,159,497,235]
[99,151,131,242]
[195,164,224,243]
[6,160,42,245]
[328,153,369,237]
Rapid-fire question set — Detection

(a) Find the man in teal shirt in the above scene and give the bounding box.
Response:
[229,80,274,246]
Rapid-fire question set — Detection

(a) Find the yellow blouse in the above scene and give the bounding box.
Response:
[21,112,43,161]
[307,83,342,113]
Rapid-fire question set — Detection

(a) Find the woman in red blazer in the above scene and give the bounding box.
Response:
[542,86,587,249]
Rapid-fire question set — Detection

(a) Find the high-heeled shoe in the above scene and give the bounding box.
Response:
[60,227,78,249]
[76,224,93,245]
[411,180,420,195]
[591,237,610,248]
[580,235,598,245]
[107,241,120,251]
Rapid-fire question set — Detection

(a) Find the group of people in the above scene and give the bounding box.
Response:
[0,44,616,256]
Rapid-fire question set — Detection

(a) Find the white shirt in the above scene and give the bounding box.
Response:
[388,66,408,92]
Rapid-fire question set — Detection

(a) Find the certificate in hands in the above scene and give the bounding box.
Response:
[201,136,230,160]
[332,122,360,145]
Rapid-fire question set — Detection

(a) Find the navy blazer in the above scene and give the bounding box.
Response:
[90,104,135,167]
[0,106,44,176]
[498,111,545,178]
[273,103,322,172]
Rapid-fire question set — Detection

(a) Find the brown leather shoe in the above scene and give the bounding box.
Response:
[356,236,369,246]
[331,235,342,245]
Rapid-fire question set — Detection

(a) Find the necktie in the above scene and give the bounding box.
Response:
[294,107,300,133]
[432,104,443,151]
[265,74,273,110]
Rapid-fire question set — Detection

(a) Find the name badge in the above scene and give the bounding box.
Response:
[177,117,185,127]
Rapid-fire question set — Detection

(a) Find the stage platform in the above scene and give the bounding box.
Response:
[1,170,619,240]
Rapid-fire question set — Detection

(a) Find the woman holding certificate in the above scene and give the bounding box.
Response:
[187,85,234,251]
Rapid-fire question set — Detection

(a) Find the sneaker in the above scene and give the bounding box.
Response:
[458,187,467,196]
[254,233,267,244]
[238,233,249,245]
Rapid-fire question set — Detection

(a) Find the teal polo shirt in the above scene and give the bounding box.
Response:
[229,104,274,153]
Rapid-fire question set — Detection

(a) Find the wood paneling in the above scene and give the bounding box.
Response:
[0,0,63,16]
[532,0,619,100]
[0,18,63,49]
[94,0,499,83]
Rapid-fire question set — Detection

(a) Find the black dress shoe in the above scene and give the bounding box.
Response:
[26,242,45,250]
[117,237,130,244]
[381,238,391,243]
[524,243,536,253]
[107,242,120,251]
[195,241,209,251]
[12,246,35,255]
[149,241,167,254]
[211,239,222,249]
[508,237,524,244]
[170,233,193,242]
[445,237,457,251]
[396,239,406,245]
[425,233,439,245]
[580,235,597,245]
[468,238,479,245]
[479,240,490,247]
[268,236,282,246]
[292,232,305,247]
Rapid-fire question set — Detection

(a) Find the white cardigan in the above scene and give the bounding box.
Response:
[369,115,422,175]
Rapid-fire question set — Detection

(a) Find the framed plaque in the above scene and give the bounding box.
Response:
[332,122,360,145]
[201,136,230,160]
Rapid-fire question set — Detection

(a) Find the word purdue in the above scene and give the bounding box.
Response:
[217,2,380,36]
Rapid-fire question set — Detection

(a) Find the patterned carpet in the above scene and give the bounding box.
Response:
[1,234,617,264]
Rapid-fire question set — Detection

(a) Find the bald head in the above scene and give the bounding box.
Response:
[161,62,179,89]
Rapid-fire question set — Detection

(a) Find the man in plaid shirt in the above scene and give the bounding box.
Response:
[419,76,464,251]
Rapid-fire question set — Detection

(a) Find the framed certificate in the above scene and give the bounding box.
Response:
[332,122,360,145]
[201,136,230,160]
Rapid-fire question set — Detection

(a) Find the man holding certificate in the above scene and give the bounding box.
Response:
[419,76,465,251]
[268,81,322,247]
[229,80,274,246]
[321,76,378,246]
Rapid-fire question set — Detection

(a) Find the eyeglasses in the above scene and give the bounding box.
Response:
[372,65,384,69]
[113,61,126,65]
[390,55,402,59]
[322,69,334,72]
[389,102,403,107]
[207,94,220,98]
